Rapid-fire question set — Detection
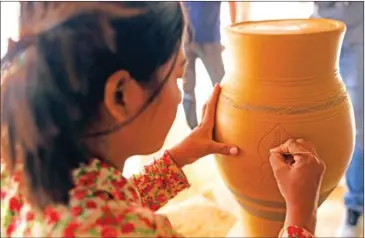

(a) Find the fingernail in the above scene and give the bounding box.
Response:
[229,147,238,155]
[269,149,275,153]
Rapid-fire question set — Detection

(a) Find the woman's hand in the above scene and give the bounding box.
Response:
[269,139,326,234]
[167,84,239,168]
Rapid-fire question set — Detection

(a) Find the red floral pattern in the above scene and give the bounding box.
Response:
[131,152,190,211]
[1,152,314,237]
[280,225,314,238]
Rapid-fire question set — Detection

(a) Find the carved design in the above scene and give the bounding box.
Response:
[257,124,293,185]
[258,124,293,162]
[220,89,349,115]
[260,162,274,185]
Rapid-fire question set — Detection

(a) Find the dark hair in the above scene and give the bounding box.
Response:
[1,2,186,209]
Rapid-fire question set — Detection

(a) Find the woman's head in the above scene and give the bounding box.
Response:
[1,2,187,208]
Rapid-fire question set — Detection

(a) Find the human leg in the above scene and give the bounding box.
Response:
[338,44,364,237]
[183,43,199,130]
[342,45,364,214]
[200,43,225,86]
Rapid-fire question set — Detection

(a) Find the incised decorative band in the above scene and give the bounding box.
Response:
[228,185,336,221]
[221,90,349,115]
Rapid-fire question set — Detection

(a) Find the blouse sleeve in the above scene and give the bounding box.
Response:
[61,197,184,238]
[130,151,190,211]
[279,225,314,238]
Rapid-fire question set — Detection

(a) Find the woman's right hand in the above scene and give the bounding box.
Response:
[269,139,326,234]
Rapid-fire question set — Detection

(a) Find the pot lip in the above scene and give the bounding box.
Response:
[225,18,346,37]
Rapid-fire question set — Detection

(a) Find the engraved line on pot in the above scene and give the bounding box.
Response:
[233,186,336,222]
[236,199,286,222]
[260,162,275,186]
[220,92,349,115]
[227,185,336,209]
[227,186,286,209]
[257,124,294,162]
[224,70,342,83]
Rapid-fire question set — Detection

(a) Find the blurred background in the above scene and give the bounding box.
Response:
[1,1,363,237]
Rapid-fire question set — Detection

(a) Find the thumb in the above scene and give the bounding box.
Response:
[210,143,239,156]
[269,152,289,172]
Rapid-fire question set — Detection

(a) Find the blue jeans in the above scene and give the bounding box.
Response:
[341,45,364,213]
[183,42,225,129]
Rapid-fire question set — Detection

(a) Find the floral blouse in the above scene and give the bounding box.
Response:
[0,151,314,237]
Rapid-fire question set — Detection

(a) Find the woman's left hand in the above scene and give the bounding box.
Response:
[167,84,239,168]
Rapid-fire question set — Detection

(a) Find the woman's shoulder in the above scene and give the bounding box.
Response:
[1,158,166,237]
[1,195,165,237]
[47,196,164,237]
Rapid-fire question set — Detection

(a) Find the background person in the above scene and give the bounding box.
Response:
[182,2,226,130]
[312,2,364,237]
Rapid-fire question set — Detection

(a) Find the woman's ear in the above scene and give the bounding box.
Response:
[104,70,145,122]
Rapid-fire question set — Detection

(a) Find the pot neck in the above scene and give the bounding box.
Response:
[225,19,345,81]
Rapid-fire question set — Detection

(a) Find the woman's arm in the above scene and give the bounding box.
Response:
[279,205,316,237]
[130,151,190,211]
[269,139,325,238]
[130,84,238,212]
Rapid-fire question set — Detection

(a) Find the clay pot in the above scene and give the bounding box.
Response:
[214,19,355,237]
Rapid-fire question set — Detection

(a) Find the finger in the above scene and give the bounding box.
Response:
[296,139,318,155]
[286,140,316,165]
[270,139,310,164]
[269,139,299,154]
[201,84,221,126]
[269,146,282,153]
[270,139,317,157]
[209,142,239,156]
[284,139,308,154]
[295,139,322,163]
[269,152,289,172]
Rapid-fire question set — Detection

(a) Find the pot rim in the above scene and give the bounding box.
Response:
[225,18,346,37]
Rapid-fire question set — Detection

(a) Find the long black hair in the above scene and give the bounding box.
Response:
[1,2,187,209]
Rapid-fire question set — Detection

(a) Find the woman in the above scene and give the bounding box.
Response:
[1,2,325,237]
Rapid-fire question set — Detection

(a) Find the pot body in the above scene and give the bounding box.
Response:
[214,19,355,237]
